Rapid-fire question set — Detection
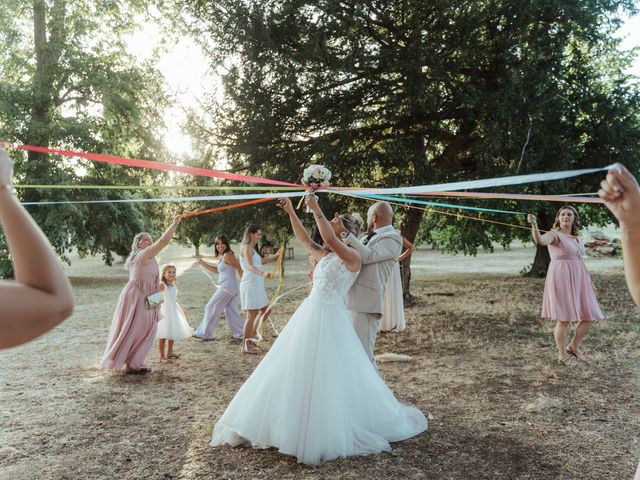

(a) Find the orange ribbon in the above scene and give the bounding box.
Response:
[180,197,276,218]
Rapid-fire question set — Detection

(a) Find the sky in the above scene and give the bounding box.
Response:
[128,13,640,157]
[616,13,640,76]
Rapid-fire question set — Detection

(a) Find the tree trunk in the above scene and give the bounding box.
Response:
[27,0,65,190]
[524,210,553,277]
[26,0,51,190]
[399,207,424,305]
[28,0,65,169]
[193,243,200,257]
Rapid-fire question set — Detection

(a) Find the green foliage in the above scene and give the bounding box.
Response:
[183,0,640,283]
[0,0,172,275]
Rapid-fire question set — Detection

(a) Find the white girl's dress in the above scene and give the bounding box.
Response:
[210,253,427,464]
[156,284,194,340]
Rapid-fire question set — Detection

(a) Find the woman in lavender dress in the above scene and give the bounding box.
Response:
[194,235,244,340]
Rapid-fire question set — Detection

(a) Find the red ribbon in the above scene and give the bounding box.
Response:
[0,141,300,187]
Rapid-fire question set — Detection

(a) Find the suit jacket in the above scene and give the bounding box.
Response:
[345,225,402,315]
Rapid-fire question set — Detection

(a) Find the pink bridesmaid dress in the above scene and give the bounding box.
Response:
[101,248,160,370]
[542,231,604,322]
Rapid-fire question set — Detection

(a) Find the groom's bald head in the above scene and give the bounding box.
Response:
[367,202,393,230]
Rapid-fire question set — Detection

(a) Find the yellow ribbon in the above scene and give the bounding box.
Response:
[258,246,286,339]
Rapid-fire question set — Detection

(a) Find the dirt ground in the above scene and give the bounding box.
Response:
[1,243,639,480]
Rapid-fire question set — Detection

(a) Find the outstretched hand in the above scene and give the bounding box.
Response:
[0,148,13,187]
[172,215,182,227]
[278,197,295,215]
[599,163,640,230]
[526,214,537,224]
[304,194,320,213]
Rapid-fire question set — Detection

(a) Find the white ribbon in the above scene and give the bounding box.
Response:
[340,164,614,195]
[20,191,305,206]
[20,164,614,206]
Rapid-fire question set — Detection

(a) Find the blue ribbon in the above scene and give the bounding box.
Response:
[350,193,527,216]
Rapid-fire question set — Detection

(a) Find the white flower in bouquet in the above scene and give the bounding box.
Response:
[301,164,332,188]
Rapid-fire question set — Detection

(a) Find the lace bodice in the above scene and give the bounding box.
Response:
[309,253,359,303]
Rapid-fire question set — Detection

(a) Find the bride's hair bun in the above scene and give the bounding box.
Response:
[340,213,361,238]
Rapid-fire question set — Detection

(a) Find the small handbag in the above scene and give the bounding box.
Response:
[144,291,164,309]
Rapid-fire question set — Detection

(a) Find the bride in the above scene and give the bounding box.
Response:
[210,195,427,465]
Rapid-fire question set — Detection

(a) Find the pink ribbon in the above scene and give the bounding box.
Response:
[0,141,300,187]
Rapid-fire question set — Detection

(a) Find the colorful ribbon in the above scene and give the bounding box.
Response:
[406,191,604,204]
[257,246,288,340]
[341,164,613,195]
[14,184,303,191]
[346,192,527,216]
[0,141,299,186]
[181,197,277,218]
[19,191,305,206]
[258,282,312,337]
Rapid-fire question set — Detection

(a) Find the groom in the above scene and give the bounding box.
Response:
[337,201,402,367]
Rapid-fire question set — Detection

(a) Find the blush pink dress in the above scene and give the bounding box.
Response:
[101,248,160,370]
[542,231,604,323]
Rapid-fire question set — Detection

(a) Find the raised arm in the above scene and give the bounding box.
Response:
[141,215,182,263]
[278,197,326,262]
[527,214,557,247]
[0,148,74,349]
[599,163,640,306]
[305,195,360,272]
[223,251,243,276]
[260,248,281,265]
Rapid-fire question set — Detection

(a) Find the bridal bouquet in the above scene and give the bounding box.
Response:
[301,165,331,188]
[299,165,332,212]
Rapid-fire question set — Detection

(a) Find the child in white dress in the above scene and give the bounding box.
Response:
[156,264,194,362]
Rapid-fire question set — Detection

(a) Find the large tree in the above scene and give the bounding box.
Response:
[0,0,171,275]
[184,0,640,294]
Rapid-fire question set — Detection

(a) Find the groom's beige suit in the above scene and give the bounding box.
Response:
[345,225,402,366]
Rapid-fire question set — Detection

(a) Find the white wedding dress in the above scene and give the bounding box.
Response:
[210,253,428,465]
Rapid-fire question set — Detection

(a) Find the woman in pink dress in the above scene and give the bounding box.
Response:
[528,205,604,365]
[101,215,181,374]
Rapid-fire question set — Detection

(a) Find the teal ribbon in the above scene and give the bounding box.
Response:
[350,193,527,216]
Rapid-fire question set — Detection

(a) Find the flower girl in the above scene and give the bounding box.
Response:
[156,264,194,362]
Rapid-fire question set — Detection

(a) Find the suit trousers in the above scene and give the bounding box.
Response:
[350,311,381,369]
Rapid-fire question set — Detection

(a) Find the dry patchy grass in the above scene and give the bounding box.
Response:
[1,244,639,480]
